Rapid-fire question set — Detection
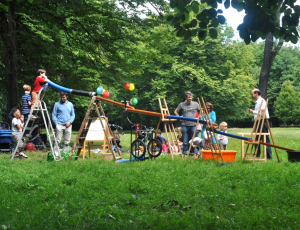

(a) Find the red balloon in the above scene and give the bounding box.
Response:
[103,90,110,98]
[124,82,130,89]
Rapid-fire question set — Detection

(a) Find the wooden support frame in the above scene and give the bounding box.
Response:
[68,96,122,162]
[242,98,280,163]
[157,98,183,160]
[191,97,223,161]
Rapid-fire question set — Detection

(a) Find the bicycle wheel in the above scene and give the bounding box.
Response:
[147,139,162,158]
[34,137,46,151]
[130,139,146,159]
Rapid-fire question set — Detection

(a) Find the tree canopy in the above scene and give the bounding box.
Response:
[167,0,300,44]
[0,0,299,127]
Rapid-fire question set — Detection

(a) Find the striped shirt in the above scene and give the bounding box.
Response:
[22,93,31,115]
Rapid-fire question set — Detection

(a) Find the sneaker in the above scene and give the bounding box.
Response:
[31,115,40,119]
[19,151,28,158]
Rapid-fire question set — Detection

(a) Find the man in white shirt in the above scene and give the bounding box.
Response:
[248,89,272,159]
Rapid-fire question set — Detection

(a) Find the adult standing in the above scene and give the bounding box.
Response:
[174,91,200,155]
[201,102,216,139]
[52,92,75,153]
[248,88,272,159]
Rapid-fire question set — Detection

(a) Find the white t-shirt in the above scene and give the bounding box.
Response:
[253,96,269,119]
[12,117,22,133]
[217,131,228,145]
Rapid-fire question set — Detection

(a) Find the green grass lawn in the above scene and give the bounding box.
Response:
[0,128,300,229]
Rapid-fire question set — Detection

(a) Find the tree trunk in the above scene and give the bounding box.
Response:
[258,34,283,99]
[1,2,19,122]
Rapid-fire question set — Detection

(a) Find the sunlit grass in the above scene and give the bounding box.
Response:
[0,128,300,229]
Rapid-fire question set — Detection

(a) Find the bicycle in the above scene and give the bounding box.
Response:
[130,126,162,159]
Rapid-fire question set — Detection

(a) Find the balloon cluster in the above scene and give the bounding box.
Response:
[124,82,138,105]
[96,86,110,98]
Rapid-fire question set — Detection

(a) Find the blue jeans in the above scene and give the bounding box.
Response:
[181,125,196,154]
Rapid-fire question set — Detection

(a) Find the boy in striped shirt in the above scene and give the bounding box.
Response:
[21,84,32,125]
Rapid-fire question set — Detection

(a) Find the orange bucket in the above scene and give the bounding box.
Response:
[201,150,237,162]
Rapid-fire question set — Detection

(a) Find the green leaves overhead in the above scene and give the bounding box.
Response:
[0,3,9,12]
[167,0,225,41]
[191,1,199,14]
[168,0,300,44]
[209,28,218,39]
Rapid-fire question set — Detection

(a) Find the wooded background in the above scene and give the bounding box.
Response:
[1,0,300,129]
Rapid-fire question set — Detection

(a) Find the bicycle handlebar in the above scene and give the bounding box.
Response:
[109,124,123,130]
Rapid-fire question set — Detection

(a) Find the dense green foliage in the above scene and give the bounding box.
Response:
[0,0,300,127]
[274,80,300,125]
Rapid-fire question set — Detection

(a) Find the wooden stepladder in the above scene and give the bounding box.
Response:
[157,98,183,160]
[68,96,122,162]
[193,97,223,161]
[243,99,280,162]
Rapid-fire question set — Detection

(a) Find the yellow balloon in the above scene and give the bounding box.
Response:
[129,83,135,91]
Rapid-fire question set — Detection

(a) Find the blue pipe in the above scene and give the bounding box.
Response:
[48,81,72,93]
[48,81,96,97]
[166,115,251,141]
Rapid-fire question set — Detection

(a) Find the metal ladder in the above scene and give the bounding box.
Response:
[11,85,62,160]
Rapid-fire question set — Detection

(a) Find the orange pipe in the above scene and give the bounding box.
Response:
[95,96,164,117]
[125,107,163,117]
[95,96,135,109]
[259,141,295,151]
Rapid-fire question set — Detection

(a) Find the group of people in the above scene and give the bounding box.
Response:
[171,89,272,159]
[10,69,271,161]
[10,69,75,158]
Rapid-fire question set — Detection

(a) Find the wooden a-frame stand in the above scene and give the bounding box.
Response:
[185,97,223,161]
[157,98,183,160]
[68,96,122,162]
[243,99,280,163]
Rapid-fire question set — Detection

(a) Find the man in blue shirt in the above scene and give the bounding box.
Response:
[52,92,75,153]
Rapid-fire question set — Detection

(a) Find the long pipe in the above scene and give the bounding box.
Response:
[167,115,251,141]
[48,81,96,97]
[47,81,293,150]
[47,80,250,141]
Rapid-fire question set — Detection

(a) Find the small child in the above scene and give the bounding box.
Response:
[203,131,217,150]
[217,122,228,150]
[112,131,122,149]
[155,130,166,144]
[162,140,169,152]
[189,137,203,158]
[11,109,28,158]
[176,127,183,142]
[31,69,49,110]
[21,84,32,125]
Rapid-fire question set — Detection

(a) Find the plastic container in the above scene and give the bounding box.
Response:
[286,150,300,162]
[0,130,12,144]
[103,153,114,161]
[47,153,54,162]
[201,150,237,162]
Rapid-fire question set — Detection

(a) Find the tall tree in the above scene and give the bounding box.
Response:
[166,0,299,99]
[274,80,300,125]
[0,0,168,122]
